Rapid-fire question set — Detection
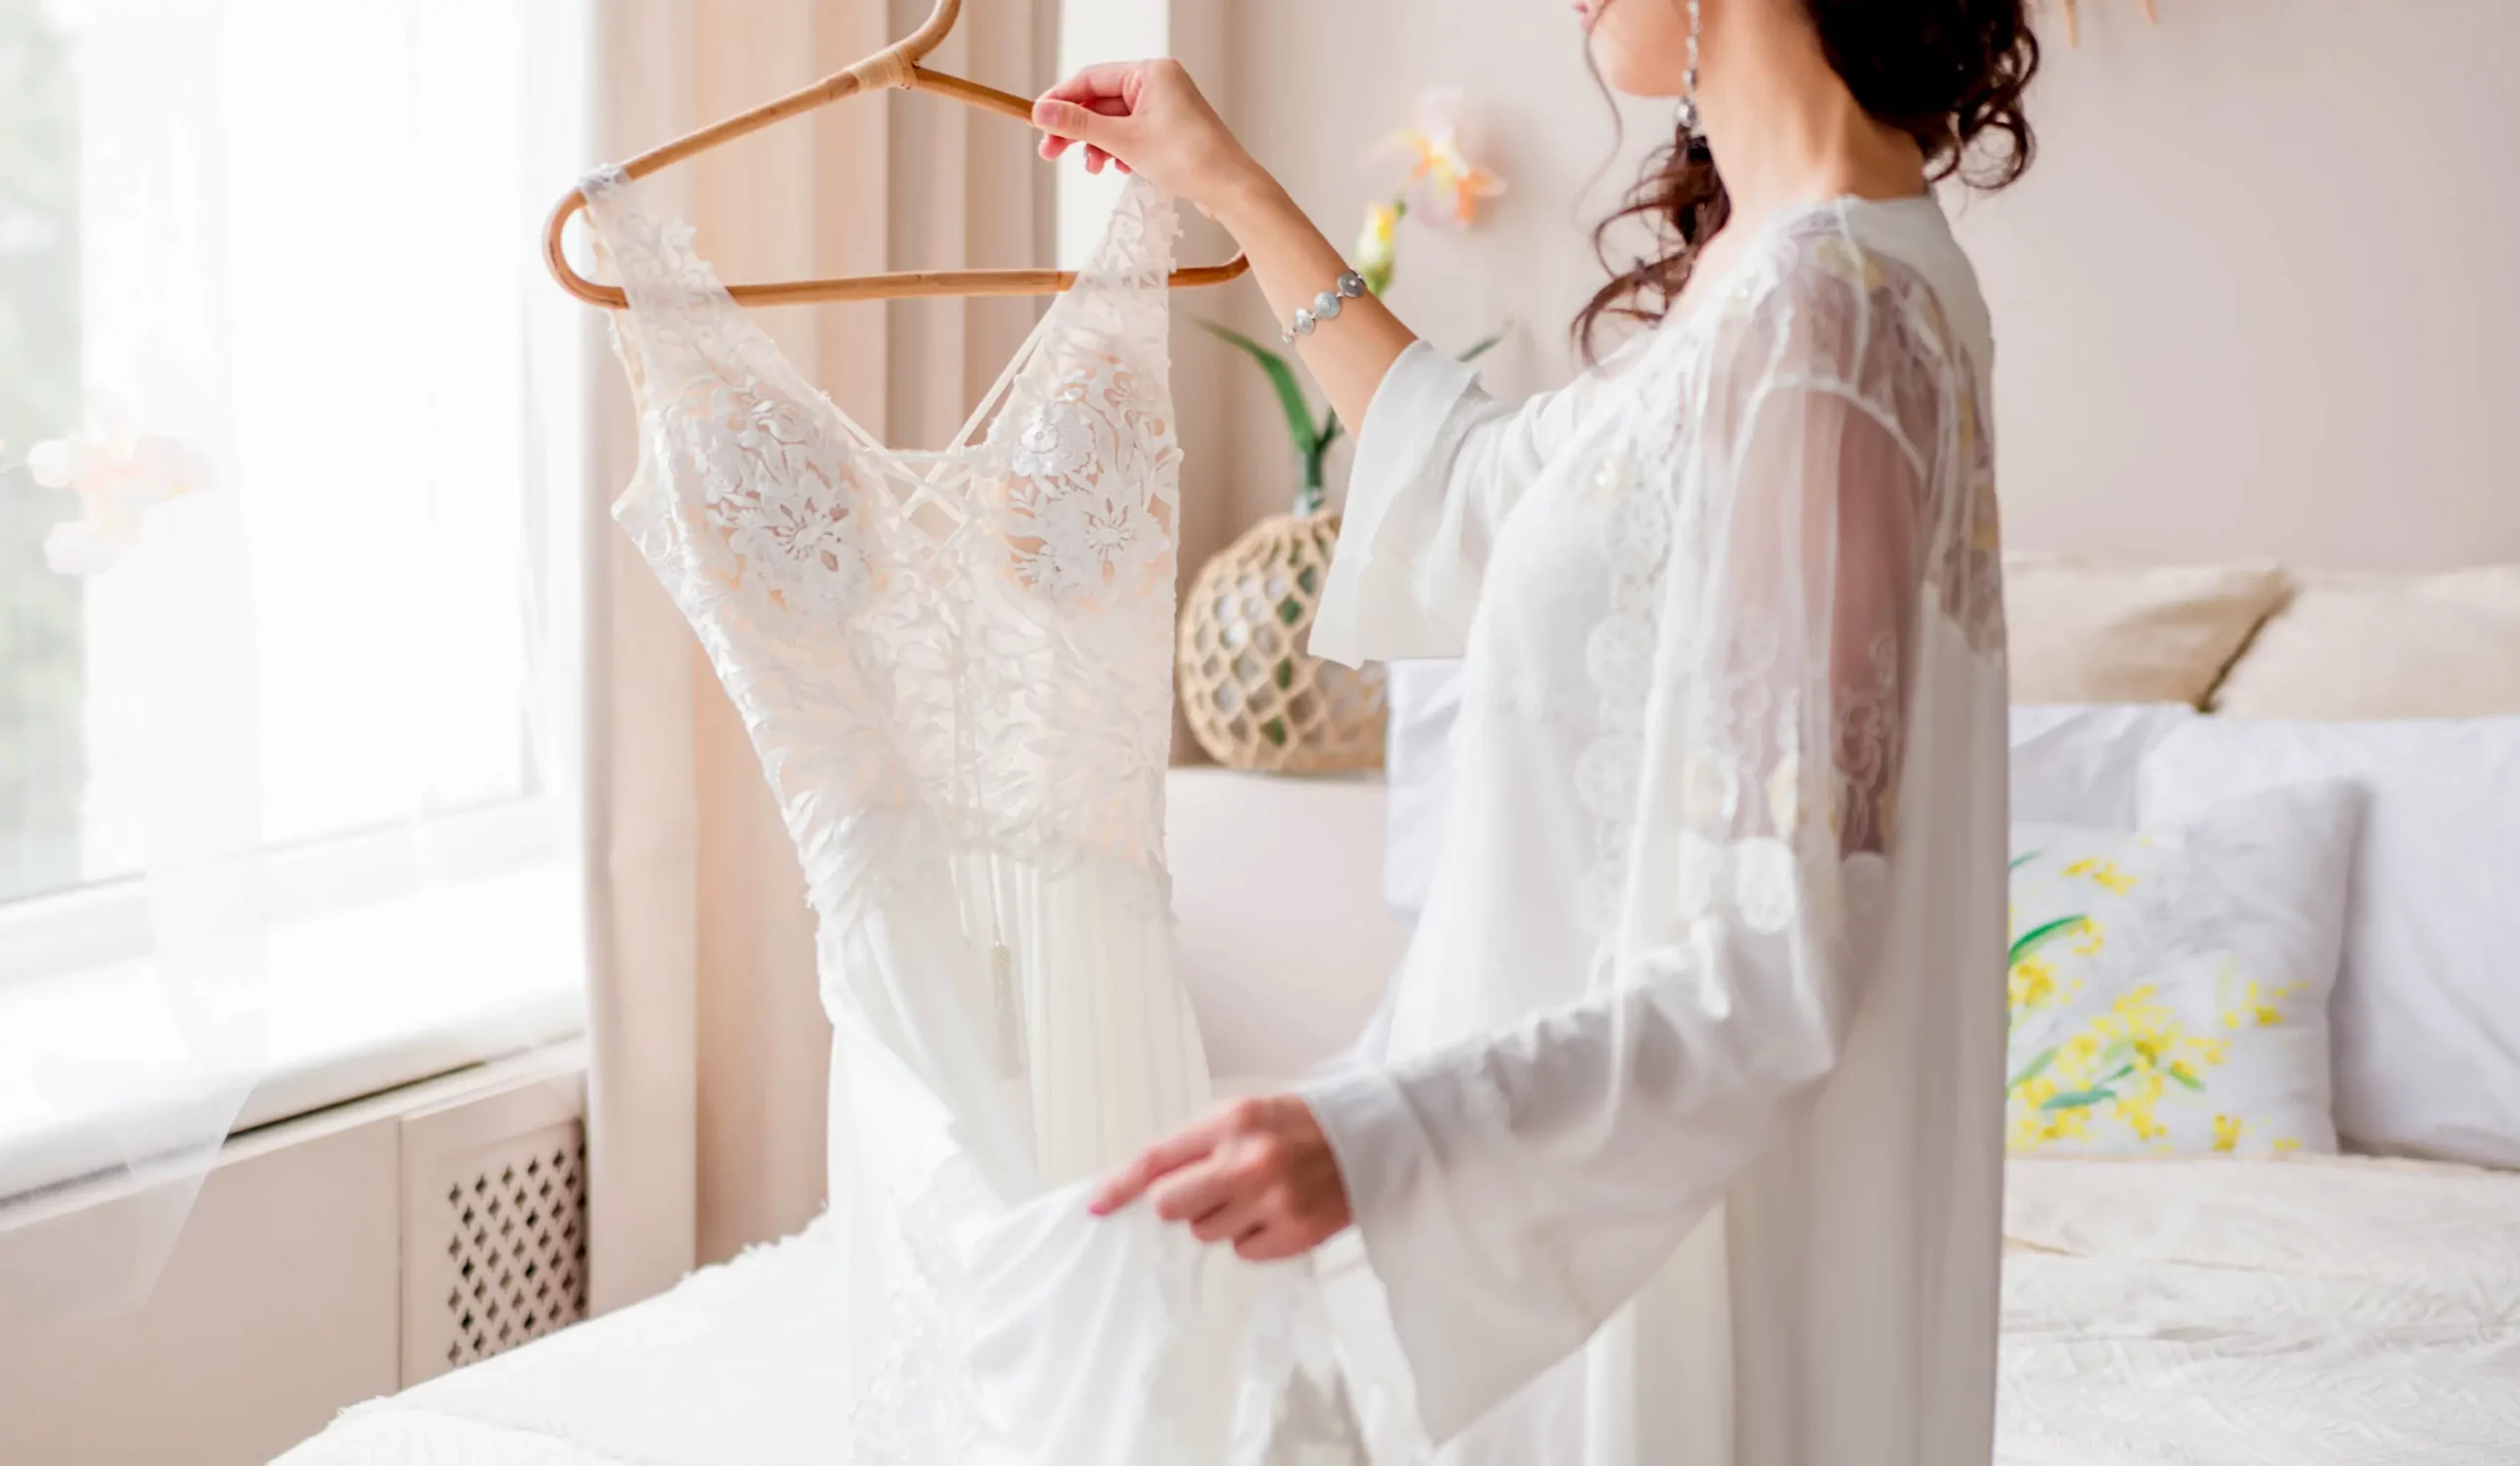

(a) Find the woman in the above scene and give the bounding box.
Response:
[1036,1,2032,1460]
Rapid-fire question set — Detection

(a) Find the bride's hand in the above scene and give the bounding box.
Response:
[1088,1094,1352,1260]
[1032,60,1268,220]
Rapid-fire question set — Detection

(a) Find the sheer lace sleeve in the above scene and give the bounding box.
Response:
[1309,344,1606,664]
[1299,243,1958,1441]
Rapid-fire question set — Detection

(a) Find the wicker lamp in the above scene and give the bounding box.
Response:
[1177,508,1385,772]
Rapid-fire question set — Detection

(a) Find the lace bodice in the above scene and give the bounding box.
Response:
[582,169,1183,917]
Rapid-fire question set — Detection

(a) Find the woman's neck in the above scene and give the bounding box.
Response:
[1694,2,1928,228]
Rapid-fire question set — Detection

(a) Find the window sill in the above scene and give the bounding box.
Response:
[0,860,584,1201]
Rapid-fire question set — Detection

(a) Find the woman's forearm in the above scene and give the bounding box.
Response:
[1031,60,1419,432]
[1211,172,1421,433]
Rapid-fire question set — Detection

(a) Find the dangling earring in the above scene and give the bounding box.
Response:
[1675,0,1705,137]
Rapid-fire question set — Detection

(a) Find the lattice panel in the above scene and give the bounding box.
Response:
[441,1138,588,1370]
[1178,511,1387,773]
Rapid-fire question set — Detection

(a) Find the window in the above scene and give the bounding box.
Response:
[0,0,592,1201]
[0,0,82,907]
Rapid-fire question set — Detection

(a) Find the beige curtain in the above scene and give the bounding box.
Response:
[581,0,1058,1314]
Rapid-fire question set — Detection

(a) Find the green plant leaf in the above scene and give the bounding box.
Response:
[1198,319,1323,456]
[2010,851,2040,871]
[1458,330,1506,363]
[2041,1089,2115,1112]
[2006,1048,2058,1094]
[2008,915,2086,968]
[2166,1065,2206,1092]
[1297,442,1328,516]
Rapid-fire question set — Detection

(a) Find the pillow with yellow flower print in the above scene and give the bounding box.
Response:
[2006,779,2362,1157]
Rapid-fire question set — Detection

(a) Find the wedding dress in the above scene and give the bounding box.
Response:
[1300,195,2014,1464]
[580,171,1366,1466]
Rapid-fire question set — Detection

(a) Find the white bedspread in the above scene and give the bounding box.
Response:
[279,1221,855,1466]
[279,1156,2520,1465]
[1998,1156,2520,1464]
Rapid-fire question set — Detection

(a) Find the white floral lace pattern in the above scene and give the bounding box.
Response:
[582,165,1182,892]
[1563,218,1994,955]
[987,366,1179,611]
[1571,444,1669,931]
[685,392,877,621]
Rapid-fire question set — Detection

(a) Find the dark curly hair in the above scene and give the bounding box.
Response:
[1574,0,2041,361]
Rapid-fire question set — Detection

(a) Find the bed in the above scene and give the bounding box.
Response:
[275,1153,2520,1465]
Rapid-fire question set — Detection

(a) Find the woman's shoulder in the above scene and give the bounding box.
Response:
[1719,197,1993,375]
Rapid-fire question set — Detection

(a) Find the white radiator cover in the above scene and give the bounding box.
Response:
[398,1057,590,1386]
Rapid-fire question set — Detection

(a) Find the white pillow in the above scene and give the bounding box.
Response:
[2009,703,2197,827]
[1381,659,1465,927]
[2142,719,2520,1167]
[2005,780,2361,1158]
[2004,558,2291,707]
[2213,567,2520,720]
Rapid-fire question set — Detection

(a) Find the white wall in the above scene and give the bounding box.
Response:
[1203,0,1663,535]
[1951,0,2520,568]
[1203,0,2520,571]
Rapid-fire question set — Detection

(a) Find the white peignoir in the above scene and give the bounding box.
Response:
[1299,194,2013,1464]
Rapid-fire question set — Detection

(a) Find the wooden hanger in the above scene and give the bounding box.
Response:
[543,0,1249,308]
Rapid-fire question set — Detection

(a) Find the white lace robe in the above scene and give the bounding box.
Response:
[1301,197,2013,1465]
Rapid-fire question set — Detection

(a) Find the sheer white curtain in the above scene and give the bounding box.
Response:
[0,0,591,1317]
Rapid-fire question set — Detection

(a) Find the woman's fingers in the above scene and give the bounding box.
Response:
[1091,1098,1347,1265]
[1039,60,1143,110]
[1088,1110,1228,1215]
[1156,1155,1282,1244]
[1195,1200,1266,1245]
[1033,58,1247,208]
[1232,1222,1316,1263]
[1148,1159,1237,1225]
[1034,108,1136,179]
[1037,64,1171,177]
[1032,96,1114,146]
[1087,1141,1191,1214]
[1040,97,1133,165]
[1034,86,1137,141]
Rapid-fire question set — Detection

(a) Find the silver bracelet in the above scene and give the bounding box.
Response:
[1282,270,1369,345]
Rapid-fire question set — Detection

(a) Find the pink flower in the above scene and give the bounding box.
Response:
[1376,90,1508,230]
[30,400,208,575]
